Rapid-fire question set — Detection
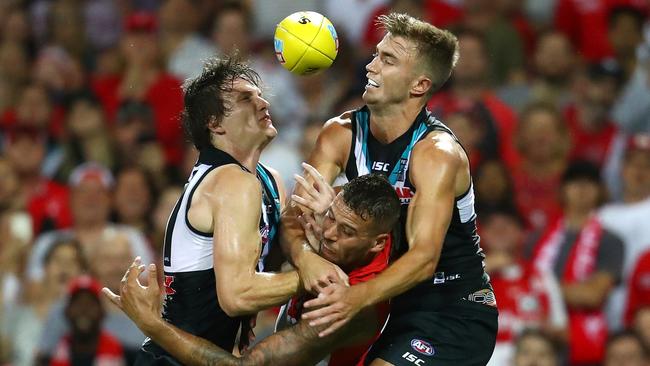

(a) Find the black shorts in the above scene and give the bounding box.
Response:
[364,296,498,366]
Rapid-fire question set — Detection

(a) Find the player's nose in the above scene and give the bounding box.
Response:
[257,95,270,111]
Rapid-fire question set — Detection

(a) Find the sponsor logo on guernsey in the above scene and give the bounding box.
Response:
[411,339,435,356]
[164,275,176,295]
[371,161,390,172]
[402,351,426,365]
[395,187,414,204]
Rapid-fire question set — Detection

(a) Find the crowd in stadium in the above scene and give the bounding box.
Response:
[0,0,650,365]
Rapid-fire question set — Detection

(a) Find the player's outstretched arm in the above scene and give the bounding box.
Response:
[280,116,352,293]
[304,134,462,336]
[104,258,379,366]
[210,167,300,316]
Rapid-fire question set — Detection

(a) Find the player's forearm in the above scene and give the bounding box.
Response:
[143,318,241,366]
[561,273,613,309]
[280,208,315,266]
[358,247,438,307]
[241,307,377,366]
[221,270,301,316]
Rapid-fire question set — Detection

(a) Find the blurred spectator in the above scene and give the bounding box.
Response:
[44,0,87,61]
[612,14,650,133]
[38,230,145,364]
[1,6,31,45]
[0,41,30,112]
[554,0,648,62]
[512,102,570,230]
[633,307,650,351]
[498,31,577,112]
[159,0,215,80]
[527,161,624,365]
[4,237,85,366]
[482,207,567,366]
[54,95,115,181]
[92,12,185,167]
[324,0,389,45]
[363,0,463,54]
[83,0,122,51]
[459,0,526,85]
[4,83,66,139]
[474,159,516,214]
[44,275,126,366]
[429,29,520,168]
[3,125,72,235]
[625,250,650,326]
[600,134,650,330]
[604,329,649,366]
[150,185,182,255]
[26,162,153,282]
[211,1,303,129]
[112,166,155,237]
[445,104,499,170]
[513,329,562,366]
[608,5,647,80]
[565,60,624,167]
[32,47,86,106]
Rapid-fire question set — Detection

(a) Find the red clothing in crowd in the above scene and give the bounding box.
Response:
[428,91,520,169]
[625,249,650,326]
[362,0,463,49]
[91,73,185,166]
[512,167,563,231]
[50,331,125,366]
[27,179,72,235]
[282,238,392,366]
[491,261,557,344]
[564,104,618,167]
[532,216,608,365]
[554,0,648,61]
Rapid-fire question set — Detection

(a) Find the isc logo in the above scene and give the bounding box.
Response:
[372,161,390,172]
[402,352,425,365]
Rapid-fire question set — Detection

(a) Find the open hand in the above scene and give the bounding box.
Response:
[302,283,365,337]
[291,162,335,216]
[102,257,163,335]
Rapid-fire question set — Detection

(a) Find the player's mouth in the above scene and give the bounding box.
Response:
[260,113,273,126]
[366,77,380,89]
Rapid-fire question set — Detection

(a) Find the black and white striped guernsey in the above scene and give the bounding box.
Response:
[344,106,488,309]
[151,145,281,355]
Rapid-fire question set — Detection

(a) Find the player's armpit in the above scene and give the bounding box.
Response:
[208,168,299,316]
[239,305,380,366]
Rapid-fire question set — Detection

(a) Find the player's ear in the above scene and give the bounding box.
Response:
[411,75,432,98]
[207,116,226,135]
[370,233,389,253]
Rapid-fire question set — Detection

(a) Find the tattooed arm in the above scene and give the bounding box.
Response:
[142,305,379,366]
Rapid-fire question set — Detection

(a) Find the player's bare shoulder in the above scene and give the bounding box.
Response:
[410,131,471,195]
[312,111,354,167]
[413,131,467,166]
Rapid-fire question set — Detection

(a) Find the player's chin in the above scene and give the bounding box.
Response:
[264,125,278,138]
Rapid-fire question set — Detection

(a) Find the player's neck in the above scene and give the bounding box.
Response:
[367,102,424,144]
[214,140,263,172]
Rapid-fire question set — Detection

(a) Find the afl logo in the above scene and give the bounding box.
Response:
[411,339,434,356]
[298,16,311,24]
[274,38,285,64]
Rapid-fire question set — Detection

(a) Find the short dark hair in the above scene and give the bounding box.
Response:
[608,5,646,33]
[43,236,87,271]
[514,329,562,358]
[377,13,459,97]
[341,174,401,233]
[181,55,261,150]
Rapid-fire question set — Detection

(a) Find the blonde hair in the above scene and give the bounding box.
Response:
[377,13,459,97]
